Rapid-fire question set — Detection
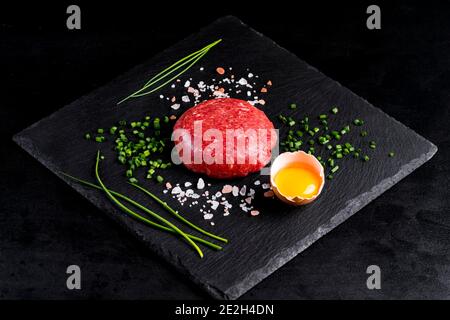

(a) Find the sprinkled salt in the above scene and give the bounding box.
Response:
[232,186,239,197]
[254,180,260,185]
[250,210,260,216]
[184,80,190,88]
[181,95,190,103]
[197,178,205,189]
[262,183,271,190]
[184,182,192,187]
[239,185,247,196]
[171,103,180,110]
[222,185,233,194]
[204,213,214,220]
[171,186,181,194]
[210,201,219,210]
[238,78,248,86]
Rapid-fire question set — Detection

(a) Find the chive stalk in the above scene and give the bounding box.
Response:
[130,182,228,244]
[118,39,222,105]
[59,172,222,250]
[93,151,204,258]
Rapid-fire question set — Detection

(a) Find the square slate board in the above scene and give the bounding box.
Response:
[13,16,437,299]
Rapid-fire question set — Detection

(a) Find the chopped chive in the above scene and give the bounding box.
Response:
[97,128,104,134]
[353,119,364,126]
[84,133,91,140]
[319,114,327,120]
[129,177,138,184]
[289,103,297,109]
[363,155,370,162]
[95,136,105,143]
[331,165,339,173]
[156,175,164,183]
[389,152,395,157]
[331,107,339,114]
[360,130,368,137]
[288,120,296,127]
[327,174,334,180]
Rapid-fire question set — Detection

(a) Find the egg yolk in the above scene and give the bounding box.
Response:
[274,165,321,198]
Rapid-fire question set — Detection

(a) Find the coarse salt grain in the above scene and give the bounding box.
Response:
[232,186,239,197]
[181,95,190,103]
[264,190,274,197]
[171,103,180,110]
[197,178,205,189]
[250,210,260,216]
[238,78,248,86]
[222,185,233,193]
[204,213,213,220]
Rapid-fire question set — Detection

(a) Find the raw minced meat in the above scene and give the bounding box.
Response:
[173,98,277,179]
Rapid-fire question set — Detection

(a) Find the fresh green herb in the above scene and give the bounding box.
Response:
[289,103,297,109]
[389,152,395,157]
[331,107,339,114]
[60,172,222,251]
[353,119,364,126]
[360,130,368,137]
[118,39,222,105]
[84,133,91,140]
[93,151,204,258]
[331,165,339,173]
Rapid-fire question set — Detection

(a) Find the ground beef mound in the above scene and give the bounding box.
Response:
[173,98,276,179]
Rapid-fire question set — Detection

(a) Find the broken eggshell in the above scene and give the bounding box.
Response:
[270,151,325,206]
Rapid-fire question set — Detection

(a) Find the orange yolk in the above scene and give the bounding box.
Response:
[274,165,321,198]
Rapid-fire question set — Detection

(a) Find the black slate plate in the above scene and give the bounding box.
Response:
[13,16,437,299]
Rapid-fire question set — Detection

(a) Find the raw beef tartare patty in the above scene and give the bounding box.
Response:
[173,98,276,179]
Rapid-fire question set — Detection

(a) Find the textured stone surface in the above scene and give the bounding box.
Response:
[12,16,438,299]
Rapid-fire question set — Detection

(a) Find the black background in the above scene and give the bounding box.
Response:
[1,1,449,299]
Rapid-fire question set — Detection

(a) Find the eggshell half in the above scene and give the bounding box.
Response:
[270,151,325,206]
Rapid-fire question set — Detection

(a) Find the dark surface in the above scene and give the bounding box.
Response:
[1,2,449,299]
[11,15,438,300]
